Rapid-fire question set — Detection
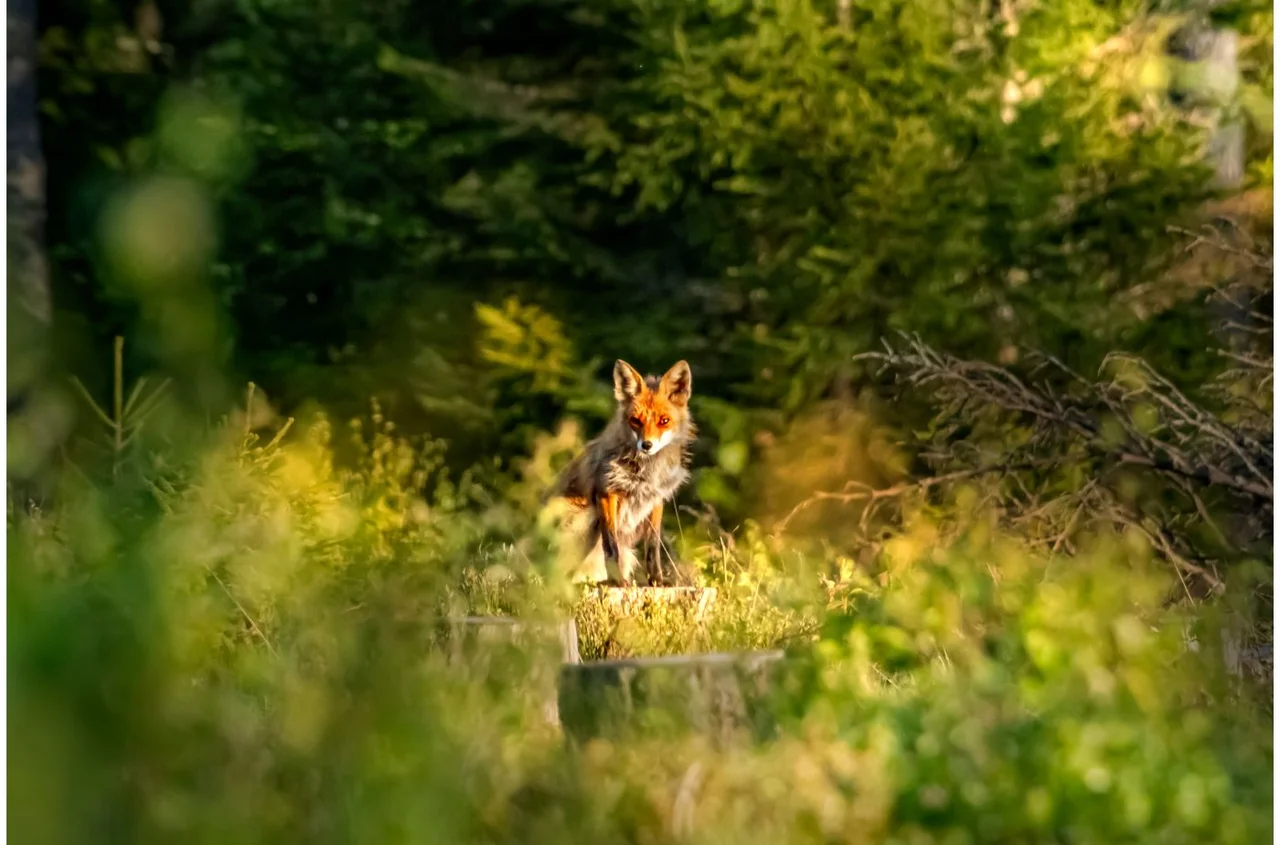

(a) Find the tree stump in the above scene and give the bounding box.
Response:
[445,615,581,664]
[441,616,580,726]
[574,586,719,660]
[593,586,718,619]
[558,650,785,745]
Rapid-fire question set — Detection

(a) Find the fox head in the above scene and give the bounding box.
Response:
[613,359,693,457]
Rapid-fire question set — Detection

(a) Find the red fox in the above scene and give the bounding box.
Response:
[551,360,695,585]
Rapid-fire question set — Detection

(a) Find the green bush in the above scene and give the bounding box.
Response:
[780,523,1271,842]
[8,412,1270,844]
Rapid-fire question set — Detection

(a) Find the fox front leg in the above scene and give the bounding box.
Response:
[642,501,666,586]
[597,491,631,586]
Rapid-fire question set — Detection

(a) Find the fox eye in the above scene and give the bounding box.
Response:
[658,415,670,426]
[629,416,643,429]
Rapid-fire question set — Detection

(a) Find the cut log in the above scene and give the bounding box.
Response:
[445,616,581,664]
[439,616,580,726]
[558,650,785,746]
[574,586,720,660]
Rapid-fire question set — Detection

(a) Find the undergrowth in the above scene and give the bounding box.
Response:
[8,399,1272,844]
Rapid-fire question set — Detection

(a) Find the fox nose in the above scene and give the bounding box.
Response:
[639,440,653,452]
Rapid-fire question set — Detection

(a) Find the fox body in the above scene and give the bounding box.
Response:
[553,360,695,585]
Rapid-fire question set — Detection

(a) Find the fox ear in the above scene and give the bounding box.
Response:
[613,359,645,401]
[658,360,692,407]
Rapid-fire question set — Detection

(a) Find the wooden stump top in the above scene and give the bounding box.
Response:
[583,586,718,620]
[569,649,782,672]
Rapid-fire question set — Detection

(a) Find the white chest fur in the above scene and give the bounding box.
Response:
[605,453,690,542]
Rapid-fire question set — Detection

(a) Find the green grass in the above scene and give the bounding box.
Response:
[7,406,1272,844]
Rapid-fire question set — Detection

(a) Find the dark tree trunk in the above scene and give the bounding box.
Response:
[8,0,50,326]
[8,0,60,503]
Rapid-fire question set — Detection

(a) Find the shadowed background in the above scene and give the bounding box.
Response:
[7,0,1274,842]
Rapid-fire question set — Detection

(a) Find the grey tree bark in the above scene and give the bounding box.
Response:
[1199,27,1244,190]
[1172,11,1260,687]
[1169,6,1245,191]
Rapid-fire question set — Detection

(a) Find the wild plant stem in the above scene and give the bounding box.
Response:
[113,336,124,453]
[245,382,257,441]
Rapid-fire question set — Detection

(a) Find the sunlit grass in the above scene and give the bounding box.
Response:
[7,395,1271,844]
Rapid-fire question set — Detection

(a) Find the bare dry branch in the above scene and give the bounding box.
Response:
[772,462,1049,536]
[841,317,1270,598]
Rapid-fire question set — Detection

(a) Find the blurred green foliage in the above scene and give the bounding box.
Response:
[9,416,1272,842]
[37,0,1273,518]
[11,0,1274,841]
